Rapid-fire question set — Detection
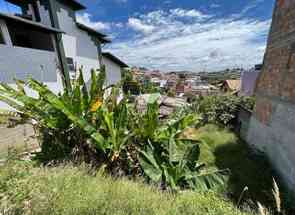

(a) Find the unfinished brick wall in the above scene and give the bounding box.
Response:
[246,0,295,190]
[0,124,38,159]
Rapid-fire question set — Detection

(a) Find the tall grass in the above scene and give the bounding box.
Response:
[181,124,277,211]
[0,160,249,215]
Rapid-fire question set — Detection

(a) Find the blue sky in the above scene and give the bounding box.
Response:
[0,0,275,71]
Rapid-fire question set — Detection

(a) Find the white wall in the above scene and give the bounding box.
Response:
[62,34,100,83]
[0,19,64,110]
[102,56,122,86]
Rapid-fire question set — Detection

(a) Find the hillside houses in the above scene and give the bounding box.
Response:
[131,68,220,97]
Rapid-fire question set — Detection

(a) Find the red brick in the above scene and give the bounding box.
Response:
[254,98,273,125]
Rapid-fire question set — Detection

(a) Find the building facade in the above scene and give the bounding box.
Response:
[0,0,110,108]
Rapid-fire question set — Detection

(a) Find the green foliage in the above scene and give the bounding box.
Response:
[0,69,226,191]
[121,69,141,95]
[0,162,249,215]
[240,96,256,111]
[0,67,124,164]
[136,104,227,191]
[194,125,279,211]
[140,81,160,94]
[192,95,255,126]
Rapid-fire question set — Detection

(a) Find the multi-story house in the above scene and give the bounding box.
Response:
[0,0,113,108]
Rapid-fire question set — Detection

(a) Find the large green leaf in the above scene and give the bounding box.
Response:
[0,83,60,128]
[27,79,106,151]
[193,169,228,191]
[78,68,89,111]
[139,143,162,182]
[184,143,200,170]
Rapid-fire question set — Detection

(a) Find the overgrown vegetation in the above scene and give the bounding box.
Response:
[0,160,249,215]
[0,67,225,192]
[183,124,295,214]
[191,95,255,126]
[0,67,288,214]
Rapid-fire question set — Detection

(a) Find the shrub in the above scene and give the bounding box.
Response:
[192,95,255,126]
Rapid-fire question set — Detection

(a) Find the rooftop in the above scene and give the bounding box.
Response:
[76,23,111,43]
[102,52,128,67]
[224,80,241,91]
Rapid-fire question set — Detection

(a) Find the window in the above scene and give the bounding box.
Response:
[67,57,76,81]
[66,58,75,71]
[6,20,54,51]
[0,27,5,44]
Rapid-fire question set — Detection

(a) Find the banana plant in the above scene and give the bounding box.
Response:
[138,100,227,191]
[139,137,226,191]
[0,66,122,156]
[96,100,133,162]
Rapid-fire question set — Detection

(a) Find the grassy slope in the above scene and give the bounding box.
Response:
[0,161,249,215]
[183,124,275,209]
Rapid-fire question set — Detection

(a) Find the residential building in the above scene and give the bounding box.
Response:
[191,84,219,96]
[220,79,241,94]
[102,52,128,86]
[0,0,110,109]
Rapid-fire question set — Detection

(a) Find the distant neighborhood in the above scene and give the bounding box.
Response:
[129,64,262,99]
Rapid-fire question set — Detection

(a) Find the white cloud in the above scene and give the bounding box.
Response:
[128,18,155,34]
[76,13,110,31]
[107,7,271,72]
[169,8,209,19]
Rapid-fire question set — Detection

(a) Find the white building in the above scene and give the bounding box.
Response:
[0,0,112,109]
[102,52,128,86]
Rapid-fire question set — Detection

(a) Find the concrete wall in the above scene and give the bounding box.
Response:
[0,19,63,109]
[102,56,122,86]
[0,45,59,82]
[246,0,295,190]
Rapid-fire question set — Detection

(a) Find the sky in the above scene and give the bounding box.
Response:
[0,0,276,72]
